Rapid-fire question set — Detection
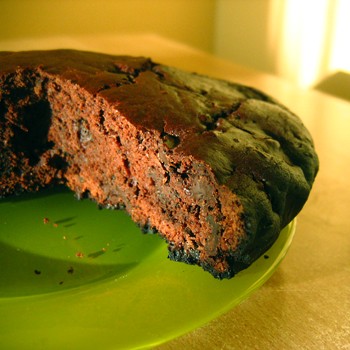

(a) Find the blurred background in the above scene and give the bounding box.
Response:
[1,0,349,100]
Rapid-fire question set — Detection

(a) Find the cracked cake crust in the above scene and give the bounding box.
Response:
[0,50,319,278]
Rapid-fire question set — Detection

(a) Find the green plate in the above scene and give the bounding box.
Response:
[0,187,295,350]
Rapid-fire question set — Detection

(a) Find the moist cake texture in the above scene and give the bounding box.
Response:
[0,50,319,279]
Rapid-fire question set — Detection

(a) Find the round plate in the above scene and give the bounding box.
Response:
[0,187,295,349]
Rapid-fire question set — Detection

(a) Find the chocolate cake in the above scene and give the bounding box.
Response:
[0,50,318,279]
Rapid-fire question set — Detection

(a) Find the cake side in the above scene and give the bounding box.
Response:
[0,67,248,278]
[0,50,319,278]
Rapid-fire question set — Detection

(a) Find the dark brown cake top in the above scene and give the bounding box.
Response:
[0,49,319,230]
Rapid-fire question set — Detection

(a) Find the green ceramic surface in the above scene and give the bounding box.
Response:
[0,187,296,349]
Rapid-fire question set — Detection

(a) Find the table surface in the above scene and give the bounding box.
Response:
[1,34,349,350]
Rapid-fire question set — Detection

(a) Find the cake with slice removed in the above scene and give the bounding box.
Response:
[0,50,319,278]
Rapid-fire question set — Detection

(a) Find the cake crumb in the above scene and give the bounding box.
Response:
[75,251,84,258]
[43,217,49,224]
[53,223,58,227]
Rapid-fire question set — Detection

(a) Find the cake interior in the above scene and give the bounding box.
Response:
[0,68,247,278]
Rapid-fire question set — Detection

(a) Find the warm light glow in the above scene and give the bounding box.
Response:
[269,0,350,88]
[329,0,350,73]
